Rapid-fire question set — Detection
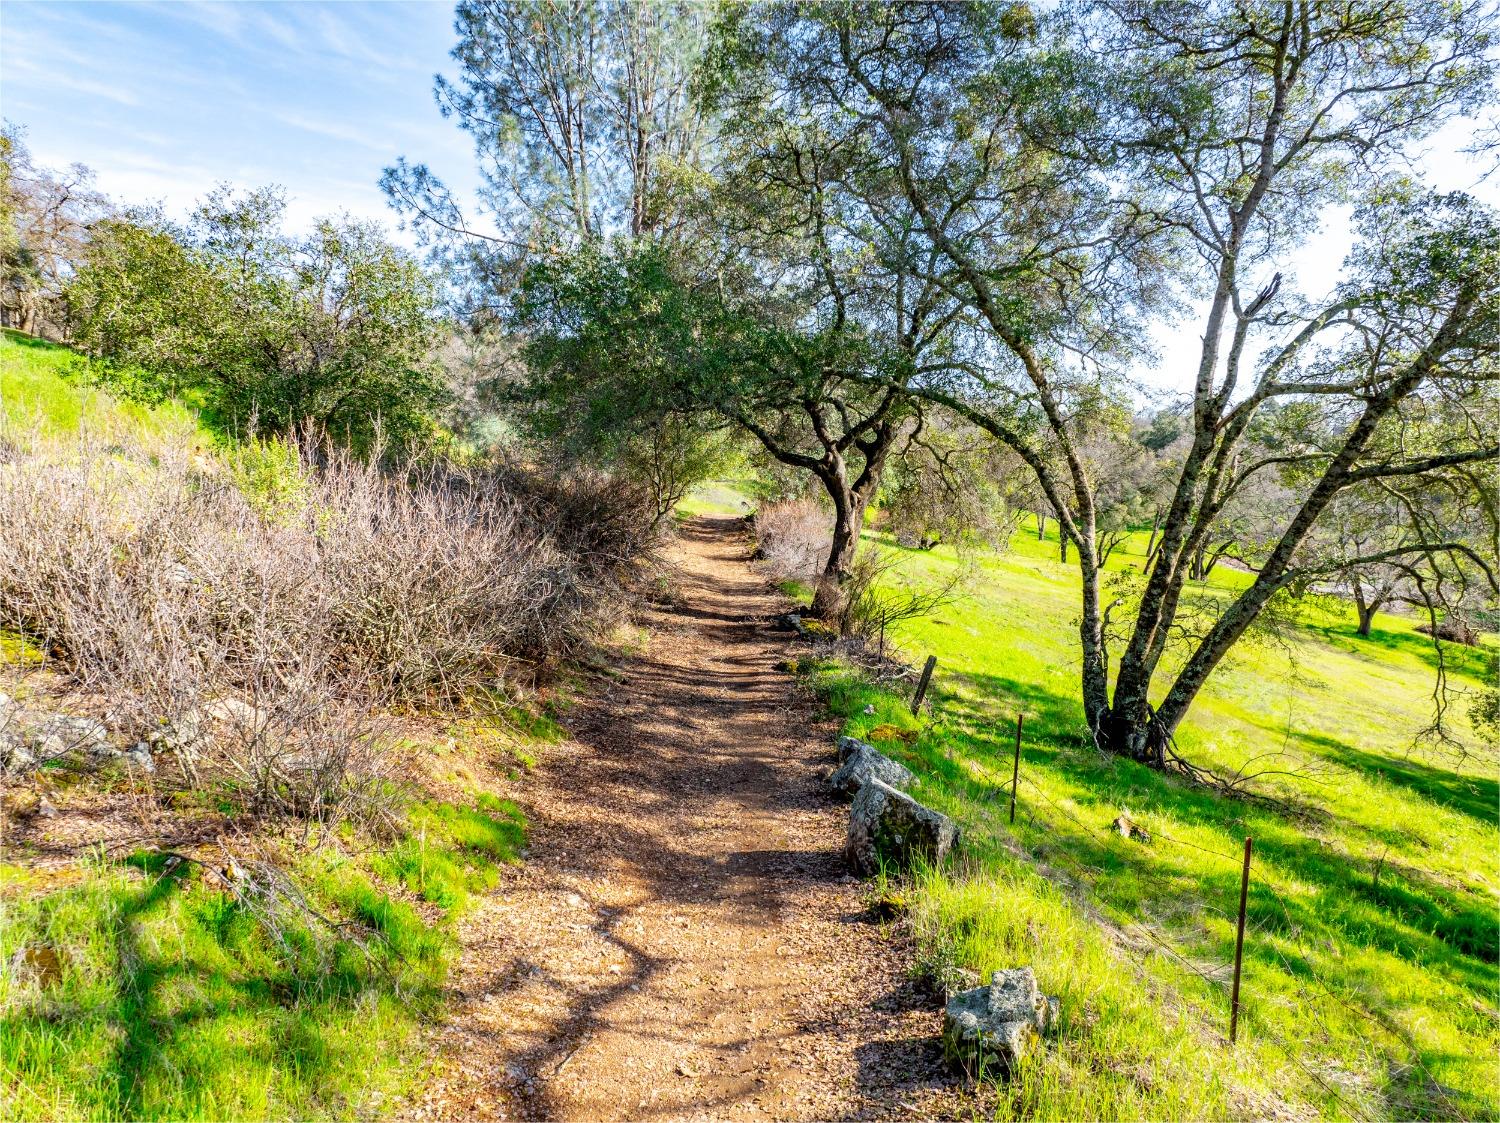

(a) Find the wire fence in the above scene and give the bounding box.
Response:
[956,715,1476,1122]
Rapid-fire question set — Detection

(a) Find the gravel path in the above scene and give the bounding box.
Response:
[412,517,969,1122]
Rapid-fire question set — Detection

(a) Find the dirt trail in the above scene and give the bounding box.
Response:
[414,517,965,1122]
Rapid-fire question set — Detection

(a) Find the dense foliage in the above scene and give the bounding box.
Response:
[66,187,446,449]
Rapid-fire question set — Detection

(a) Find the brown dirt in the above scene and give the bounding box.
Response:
[411,517,973,1122]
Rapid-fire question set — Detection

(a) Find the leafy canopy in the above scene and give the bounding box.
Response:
[67,186,446,450]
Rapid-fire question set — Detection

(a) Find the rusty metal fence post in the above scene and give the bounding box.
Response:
[1009,713,1023,824]
[1230,836,1253,1043]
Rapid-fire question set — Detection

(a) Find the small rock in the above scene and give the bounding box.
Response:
[36,796,59,819]
[942,967,1058,1078]
[204,697,266,731]
[845,778,959,877]
[862,704,876,715]
[125,743,156,774]
[33,715,110,754]
[504,1063,527,1083]
[0,735,36,777]
[32,733,67,762]
[836,735,872,763]
[162,561,196,587]
[565,892,585,908]
[149,709,206,754]
[828,743,915,799]
[1111,810,1151,843]
[11,945,63,989]
[867,891,908,921]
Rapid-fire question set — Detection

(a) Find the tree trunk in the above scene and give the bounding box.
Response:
[1352,580,1384,637]
[1059,533,1069,564]
[806,420,899,625]
[1036,512,1046,540]
[810,492,866,620]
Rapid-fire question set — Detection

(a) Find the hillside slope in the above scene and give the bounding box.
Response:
[0,330,208,442]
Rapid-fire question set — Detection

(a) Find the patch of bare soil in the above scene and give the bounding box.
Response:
[412,517,974,1121]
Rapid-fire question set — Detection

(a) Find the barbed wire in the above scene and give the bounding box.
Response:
[959,760,1440,1121]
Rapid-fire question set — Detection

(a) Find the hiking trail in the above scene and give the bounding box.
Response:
[413,516,972,1121]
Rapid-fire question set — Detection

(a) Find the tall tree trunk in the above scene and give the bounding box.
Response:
[1059,533,1069,564]
[807,420,899,624]
[1077,527,1111,738]
[1036,511,1047,540]
[810,490,866,620]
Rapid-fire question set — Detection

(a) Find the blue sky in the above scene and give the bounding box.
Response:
[1,1,476,232]
[2,1,1496,394]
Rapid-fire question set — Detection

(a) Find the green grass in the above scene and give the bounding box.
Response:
[797,517,1499,1121]
[0,848,442,1121]
[0,329,209,443]
[1,795,526,1120]
[675,477,764,518]
[371,797,527,913]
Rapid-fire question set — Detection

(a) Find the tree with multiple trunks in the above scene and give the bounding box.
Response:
[723,1,1498,767]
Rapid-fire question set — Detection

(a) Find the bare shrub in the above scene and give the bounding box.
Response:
[754,498,831,582]
[0,429,657,822]
[836,546,969,643]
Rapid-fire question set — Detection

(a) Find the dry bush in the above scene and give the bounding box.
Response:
[0,431,657,822]
[754,497,831,582]
[835,546,969,643]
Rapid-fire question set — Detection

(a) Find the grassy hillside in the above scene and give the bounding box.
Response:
[0,329,209,443]
[0,334,554,1119]
[717,476,1499,1119]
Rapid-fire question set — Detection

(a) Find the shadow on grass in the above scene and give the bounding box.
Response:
[1299,619,1495,680]
[1304,732,1500,825]
[817,656,1500,1116]
[1,849,445,1121]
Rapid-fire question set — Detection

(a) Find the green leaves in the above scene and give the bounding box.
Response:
[66,190,444,451]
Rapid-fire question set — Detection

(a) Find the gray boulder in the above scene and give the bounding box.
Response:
[124,743,156,774]
[829,743,915,799]
[845,778,959,876]
[942,967,1059,1077]
[836,735,872,763]
[204,697,266,731]
[0,734,36,776]
[149,709,206,756]
[34,715,111,755]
